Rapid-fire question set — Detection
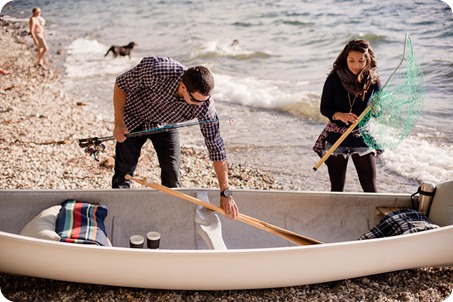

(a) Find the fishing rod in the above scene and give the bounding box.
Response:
[79,117,234,161]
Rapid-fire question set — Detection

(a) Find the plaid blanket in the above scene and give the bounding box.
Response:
[359,209,439,240]
[56,199,109,246]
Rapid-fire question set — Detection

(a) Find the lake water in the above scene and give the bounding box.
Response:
[3,0,452,191]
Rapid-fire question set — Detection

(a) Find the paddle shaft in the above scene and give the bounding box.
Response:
[313,106,371,171]
[125,175,322,246]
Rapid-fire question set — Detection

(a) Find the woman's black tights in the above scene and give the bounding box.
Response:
[326,153,377,192]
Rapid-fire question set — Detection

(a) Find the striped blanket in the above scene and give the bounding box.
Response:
[359,209,439,240]
[56,199,109,246]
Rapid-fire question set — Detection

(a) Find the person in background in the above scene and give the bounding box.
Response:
[112,56,239,219]
[29,7,49,67]
[313,39,381,192]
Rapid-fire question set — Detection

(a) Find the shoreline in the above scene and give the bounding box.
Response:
[0,16,452,302]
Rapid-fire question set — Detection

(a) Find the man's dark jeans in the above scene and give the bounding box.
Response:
[112,128,181,188]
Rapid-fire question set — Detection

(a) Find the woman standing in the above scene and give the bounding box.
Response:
[29,7,49,67]
[313,39,381,192]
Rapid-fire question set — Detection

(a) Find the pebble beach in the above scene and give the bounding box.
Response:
[1,17,452,302]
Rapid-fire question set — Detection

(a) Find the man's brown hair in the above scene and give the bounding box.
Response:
[182,66,214,96]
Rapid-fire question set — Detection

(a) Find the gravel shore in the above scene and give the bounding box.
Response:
[1,17,452,302]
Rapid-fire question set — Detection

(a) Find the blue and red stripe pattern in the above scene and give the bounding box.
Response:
[56,199,109,246]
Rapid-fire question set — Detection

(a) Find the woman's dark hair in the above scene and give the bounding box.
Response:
[331,39,379,91]
[182,66,214,96]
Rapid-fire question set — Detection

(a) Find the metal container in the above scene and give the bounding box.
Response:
[418,181,436,215]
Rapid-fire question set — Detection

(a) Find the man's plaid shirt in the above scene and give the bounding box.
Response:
[116,57,226,161]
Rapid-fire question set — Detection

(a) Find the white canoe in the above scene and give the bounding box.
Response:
[1,183,452,290]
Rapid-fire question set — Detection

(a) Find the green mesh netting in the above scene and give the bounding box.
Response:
[359,34,425,150]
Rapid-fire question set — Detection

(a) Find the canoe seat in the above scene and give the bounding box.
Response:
[195,191,227,250]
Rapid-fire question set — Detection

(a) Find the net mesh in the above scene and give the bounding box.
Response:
[359,34,425,150]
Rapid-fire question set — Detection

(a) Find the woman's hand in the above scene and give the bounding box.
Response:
[333,112,359,125]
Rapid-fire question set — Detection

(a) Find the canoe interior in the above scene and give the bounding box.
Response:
[0,189,412,249]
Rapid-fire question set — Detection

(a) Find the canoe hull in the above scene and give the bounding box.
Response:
[1,189,452,290]
[1,227,452,290]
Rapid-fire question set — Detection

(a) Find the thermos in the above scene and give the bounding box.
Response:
[417,181,436,215]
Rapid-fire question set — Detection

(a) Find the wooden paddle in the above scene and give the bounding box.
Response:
[313,106,372,171]
[125,175,322,246]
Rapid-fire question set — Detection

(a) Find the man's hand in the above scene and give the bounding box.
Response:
[220,196,239,220]
[113,124,128,143]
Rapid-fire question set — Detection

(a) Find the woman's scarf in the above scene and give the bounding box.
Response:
[337,68,371,98]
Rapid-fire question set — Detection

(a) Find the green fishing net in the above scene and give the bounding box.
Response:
[359,34,425,150]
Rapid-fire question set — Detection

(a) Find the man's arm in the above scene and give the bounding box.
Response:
[213,160,239,220]
[113,82,128,142]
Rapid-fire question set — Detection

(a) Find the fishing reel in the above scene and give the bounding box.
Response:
[78,137,108,161]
